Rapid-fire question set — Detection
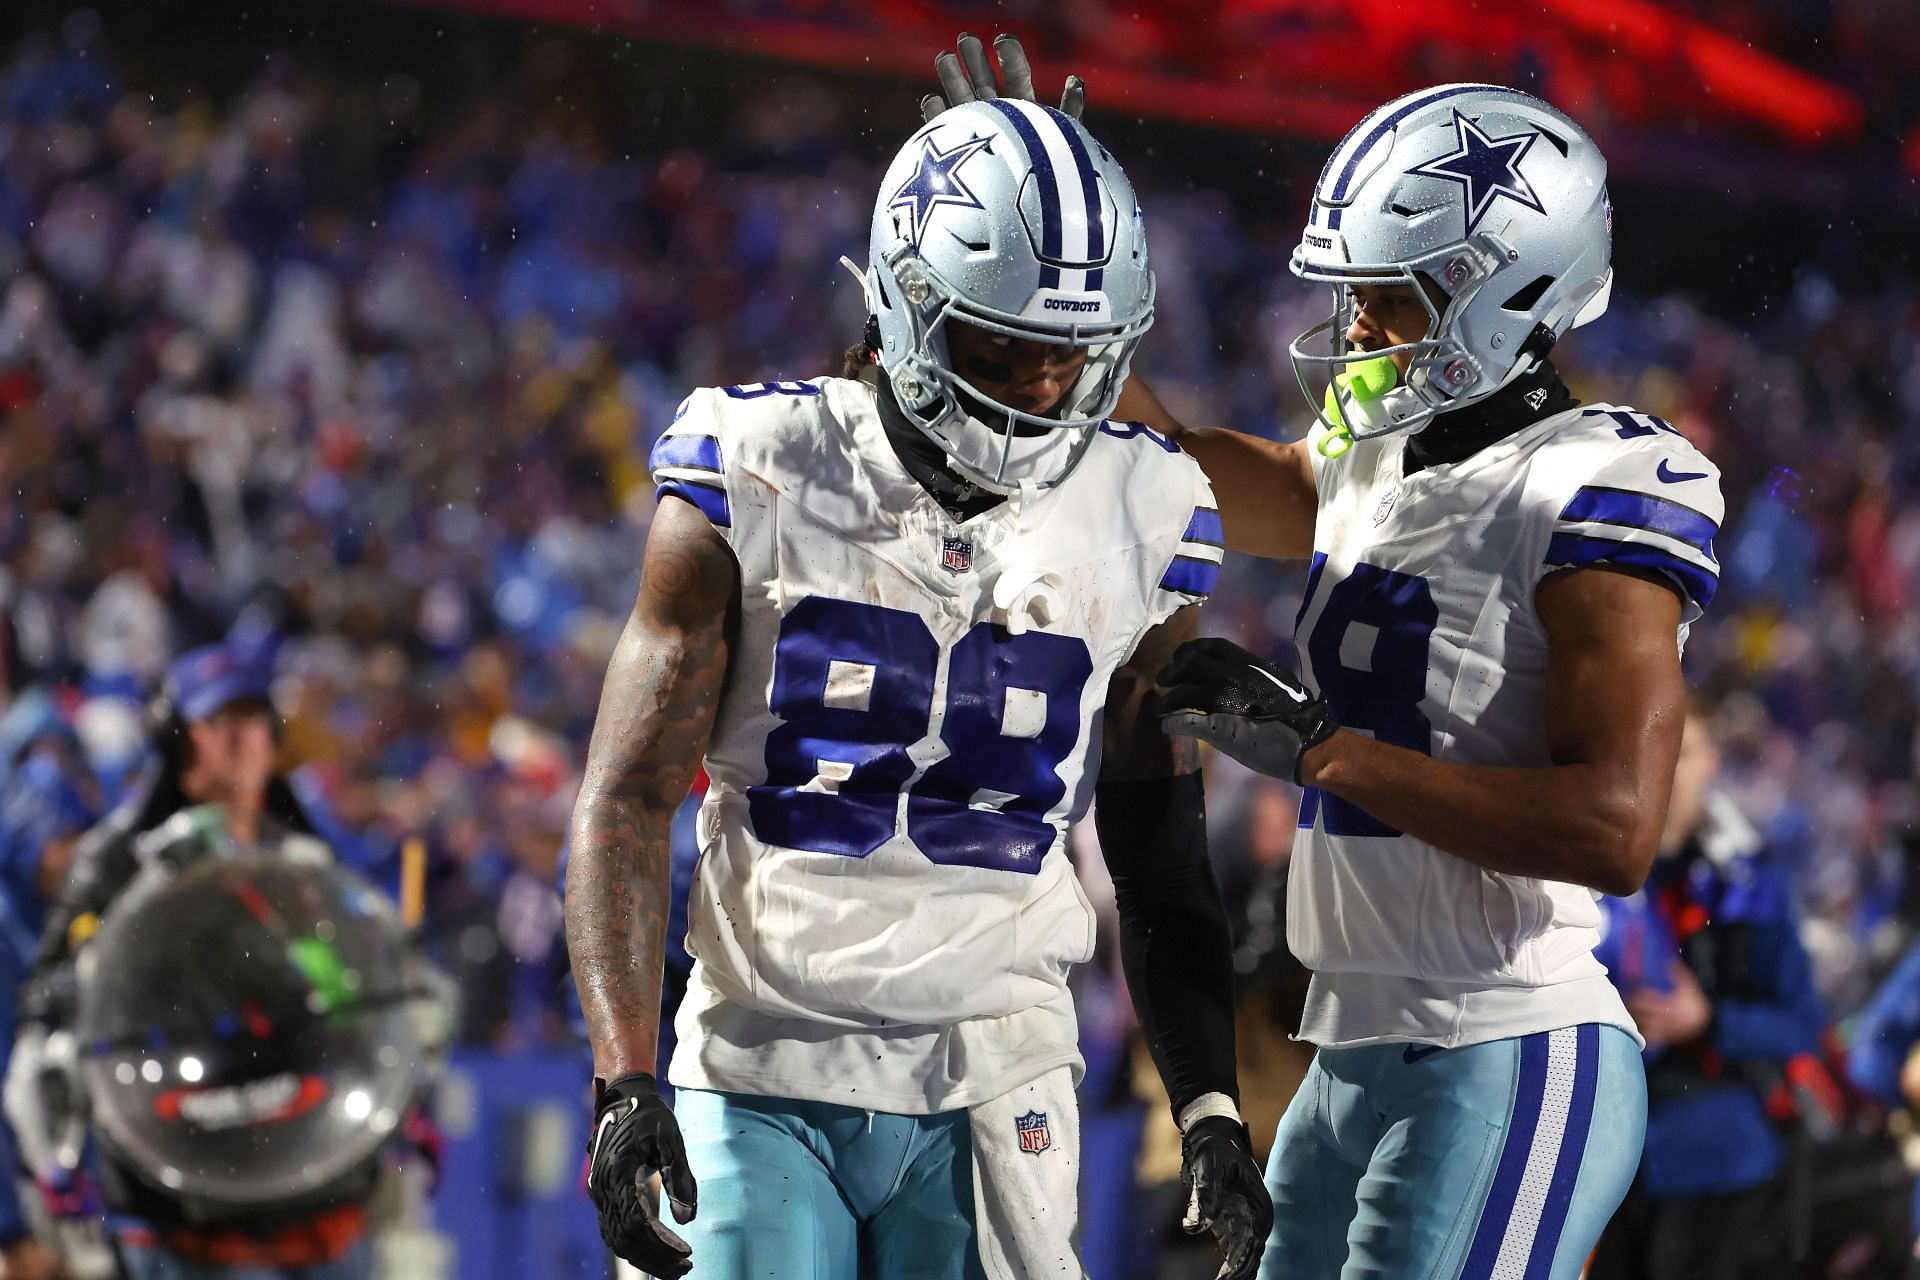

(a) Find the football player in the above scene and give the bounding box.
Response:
[565,93,1272,1279]
[929,45,1723,1280]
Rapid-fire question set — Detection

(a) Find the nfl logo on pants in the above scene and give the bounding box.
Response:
[1015,1110,1050,1155]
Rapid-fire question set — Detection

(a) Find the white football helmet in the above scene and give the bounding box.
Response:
[1291,83,1614,441]
[866,101,1155,494]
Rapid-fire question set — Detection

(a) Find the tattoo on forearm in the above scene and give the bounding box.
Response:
[565,511,735,1077]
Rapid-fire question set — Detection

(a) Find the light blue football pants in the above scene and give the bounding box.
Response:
[1262,1024,1645,1280]
[674,1087,987,1280]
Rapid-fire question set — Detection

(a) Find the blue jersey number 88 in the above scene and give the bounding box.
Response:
[749,596,1094,874]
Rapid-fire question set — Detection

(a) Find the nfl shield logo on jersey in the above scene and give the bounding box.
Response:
[1015,1110,1051,1155]
[941,534,973,574]
[1373,489,1399,527]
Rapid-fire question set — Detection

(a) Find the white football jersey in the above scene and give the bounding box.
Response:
[1288,402,1723,1050]
[649,375,1218,1113]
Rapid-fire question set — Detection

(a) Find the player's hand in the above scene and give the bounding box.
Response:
[1180,1116,1273,1280]
[921,32,1086,123]
[586,1073,697,1276]
[1151,638,1339,784]
[1625,963,1712,1051]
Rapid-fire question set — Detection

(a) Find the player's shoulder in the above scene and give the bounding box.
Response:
[1073,419,1215,534]
[653,376,866,482]
[1527,402,1722,514]
[1068,420,1222,605]
[649,376,867,531]
[1528,402,1724,618]
[659,376,854,451]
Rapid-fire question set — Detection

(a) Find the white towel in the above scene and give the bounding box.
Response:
[968,1066,1087,1279]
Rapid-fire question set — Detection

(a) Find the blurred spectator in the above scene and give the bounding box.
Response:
[11,641,389,1279]
[0,690,98,1279]
[1592,708,1826,1280]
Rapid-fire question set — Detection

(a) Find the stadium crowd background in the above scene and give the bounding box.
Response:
[4,0,1920,1274]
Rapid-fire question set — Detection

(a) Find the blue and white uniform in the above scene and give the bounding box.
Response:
[1264,403,1723,1280]
[650,374,1216,1277]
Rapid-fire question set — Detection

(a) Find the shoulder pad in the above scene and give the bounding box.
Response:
[1541,406,1724,618]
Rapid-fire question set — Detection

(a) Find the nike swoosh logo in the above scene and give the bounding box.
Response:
[1402,1043,1446,1064]
[585,1100,636,1187]
[1249,666,1310,703]
[1656,459,1708,484]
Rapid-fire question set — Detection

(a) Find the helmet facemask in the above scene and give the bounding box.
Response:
[873,244,1153,495]
[1288,85,1618,449]
[1289,233,1517,445]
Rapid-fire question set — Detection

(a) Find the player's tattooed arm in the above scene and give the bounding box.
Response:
[566,497,737,1080]
[1114,379,1319,561]
[1300,566,1686,895]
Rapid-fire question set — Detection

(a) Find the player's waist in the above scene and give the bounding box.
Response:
[1295,970,1640,1051]
[1287,826,1601,986]
[684,839,1097,1028]
[668,969,1084,1114]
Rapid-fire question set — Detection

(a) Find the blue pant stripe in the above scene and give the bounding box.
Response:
[1522,1024,1600,1280]
[1460,1031,1549,1279]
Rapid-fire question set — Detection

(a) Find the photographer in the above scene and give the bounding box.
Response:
[29,641,321,991]
[10,642,399,1280]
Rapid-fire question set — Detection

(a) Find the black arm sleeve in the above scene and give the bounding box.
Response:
[1095,771,1239,1119]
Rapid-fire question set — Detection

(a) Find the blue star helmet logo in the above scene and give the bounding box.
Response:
[890,133,995,246]
[1407,110,1547,235]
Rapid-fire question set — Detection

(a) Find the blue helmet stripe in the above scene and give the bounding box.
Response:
[1326,83,1515,205]
[984,99,1063,289]
[1041,103,1106,291]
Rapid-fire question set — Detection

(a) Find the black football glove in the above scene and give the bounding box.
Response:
[1180,1116,1274,1280]
[586,1073,697,1277]
[921,32,1086,123]
[1151,637,1339,784]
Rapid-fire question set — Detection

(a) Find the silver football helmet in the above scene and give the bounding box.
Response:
[866,101,1155,494]
[1291,83,1613,442]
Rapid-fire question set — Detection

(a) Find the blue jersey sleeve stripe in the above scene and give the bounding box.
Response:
[1546,532,1719,610]
[650,433,723,476]
[656,479,730,528]
[1558,486,1717,561]
[1159,554,1219,598]
[1181,507,1225,548]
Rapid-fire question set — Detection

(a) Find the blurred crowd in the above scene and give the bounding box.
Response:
[4,7,1920,1274]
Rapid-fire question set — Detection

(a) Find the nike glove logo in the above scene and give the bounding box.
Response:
[1249,665,1310,703]
[1656,459,1708,484]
